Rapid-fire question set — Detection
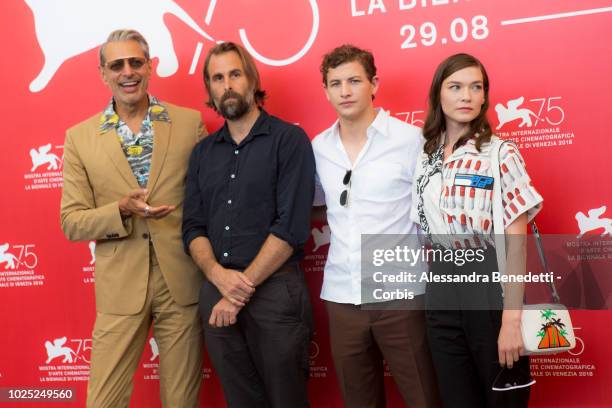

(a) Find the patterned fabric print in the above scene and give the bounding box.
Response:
[498,142,543,227]
[415,145,443,238]
[438,138,542,248]
[99,96,170,187]
[441,140,496,239]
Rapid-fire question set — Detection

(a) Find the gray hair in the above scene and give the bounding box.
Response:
[99,29,150,66]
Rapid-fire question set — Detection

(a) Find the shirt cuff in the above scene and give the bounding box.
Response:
[182,229,208,255]
[269,226,298,249]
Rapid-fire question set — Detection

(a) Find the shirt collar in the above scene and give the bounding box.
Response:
[440,133,480,162]
[369,108,390,138]
[328,107,389,151]
[330,107,390,140]
[99,95,170,133]
[451,137,479,158]
[214,108,271,143]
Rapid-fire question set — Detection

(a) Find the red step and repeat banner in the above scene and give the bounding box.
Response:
[1,0,611,406]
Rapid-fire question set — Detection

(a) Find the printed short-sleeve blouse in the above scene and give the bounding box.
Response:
[410,136,543,248]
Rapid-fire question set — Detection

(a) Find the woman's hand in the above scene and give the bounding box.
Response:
[498,309,524,368]
[499,212,528,368]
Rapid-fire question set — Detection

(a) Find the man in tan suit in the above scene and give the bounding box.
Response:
[60,29,205,408]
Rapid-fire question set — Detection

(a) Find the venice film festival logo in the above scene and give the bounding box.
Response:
[40,337,91,382]
[140,337,214,381]
[44,337,82,364]
[305,226,329,274]
[494,95,573,150]
[308,337,328,379]
[143,337,161,380]
[568,205,611,299]
[576,206,612,238]
[0,244,20,270]
[30,143,62,171]
[24,0,320,92]
[311,225,330,252]
[0,242,43,288]
[24,143,64,191]
[495,96,565,130]
[82,241,96,284]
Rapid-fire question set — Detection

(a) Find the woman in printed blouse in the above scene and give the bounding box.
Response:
[411,53,543,407]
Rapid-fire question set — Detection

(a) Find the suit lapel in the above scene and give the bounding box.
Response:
[146,120,171,194]
[99,128,139,189]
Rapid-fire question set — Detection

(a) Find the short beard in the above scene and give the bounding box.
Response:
[217,90,252,120]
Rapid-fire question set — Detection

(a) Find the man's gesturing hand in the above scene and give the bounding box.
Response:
[210,264,255,307]
[118,188,176,219]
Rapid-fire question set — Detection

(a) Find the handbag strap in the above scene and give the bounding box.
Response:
[490,137,507,280]
[530,221,561,303]
[490,137,560,303]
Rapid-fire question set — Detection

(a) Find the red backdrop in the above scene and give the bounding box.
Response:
[1,0,611,406]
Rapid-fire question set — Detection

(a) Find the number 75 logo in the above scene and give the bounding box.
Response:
[495,96,565,130]
[0,243,38,270]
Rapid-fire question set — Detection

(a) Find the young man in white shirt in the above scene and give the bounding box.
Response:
[312,45,441,408]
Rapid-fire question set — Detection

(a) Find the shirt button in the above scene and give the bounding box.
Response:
[223,252,229,257]
[142,233,149,240]
[227,199,232,204]
[230,174,236,179]
[234,150,239,155]
[225,226,230,231]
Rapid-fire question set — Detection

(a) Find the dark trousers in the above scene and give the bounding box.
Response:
[426,309,530,408]
[425,248,530,408]
[199,264,313,408]
[326,298,442,408]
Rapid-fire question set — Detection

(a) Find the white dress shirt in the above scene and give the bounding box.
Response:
[312,108,425,304]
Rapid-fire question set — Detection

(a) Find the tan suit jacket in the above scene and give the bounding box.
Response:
[61,102,206,315]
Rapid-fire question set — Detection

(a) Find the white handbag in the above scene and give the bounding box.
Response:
[490,137,576,355]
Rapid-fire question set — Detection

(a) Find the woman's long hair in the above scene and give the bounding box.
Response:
[422,53,492,156]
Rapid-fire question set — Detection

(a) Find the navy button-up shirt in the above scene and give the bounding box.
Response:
[182,110,315,270]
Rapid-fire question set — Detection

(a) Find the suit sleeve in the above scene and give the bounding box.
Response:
[196,116,208,141]
[60,129,132,241]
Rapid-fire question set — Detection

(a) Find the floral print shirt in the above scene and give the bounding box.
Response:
[99,95,170,187]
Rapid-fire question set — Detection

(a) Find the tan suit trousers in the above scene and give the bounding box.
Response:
[87,248,202,408]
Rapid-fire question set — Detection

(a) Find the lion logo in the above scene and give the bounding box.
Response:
[576,206,612,238]
[24,0,215,92]
[44,337,78,364]
[25,0,320,92]
[0,244,19,270]
[88,241,96,265]
[149,337,159,361]
[30,143,62,172]
[311,225,331,252]
[495,96,541,130]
